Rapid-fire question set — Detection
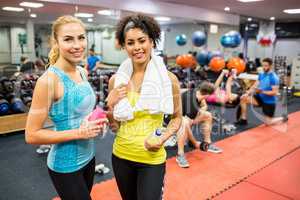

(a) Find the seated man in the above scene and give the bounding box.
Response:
[236,57,288,126]
[175,82,223,168]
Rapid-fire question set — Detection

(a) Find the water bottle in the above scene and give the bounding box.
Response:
[146,128,163,146]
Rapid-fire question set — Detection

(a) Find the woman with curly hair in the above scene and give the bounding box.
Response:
[106,14,182,200]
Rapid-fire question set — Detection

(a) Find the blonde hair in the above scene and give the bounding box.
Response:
[47,15,86,68]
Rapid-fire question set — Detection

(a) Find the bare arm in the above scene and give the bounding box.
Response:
[160,72,183,143]
[25,72,101,145]
[261,85,279,96]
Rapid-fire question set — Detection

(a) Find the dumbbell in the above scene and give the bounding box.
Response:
[199,141,209,151]
[20,90,33,107]
[6,93,26,113]
[0,77,14,93]
[0,94,10,116]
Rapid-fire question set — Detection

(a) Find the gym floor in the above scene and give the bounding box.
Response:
[0,99,299,200]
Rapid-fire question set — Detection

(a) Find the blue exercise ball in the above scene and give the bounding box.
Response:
[208,50,223,62]
[192,31,206,47]
[221,31,242,48]
[196,50,209,66]
[176,34,187,46]
[220,35,234,48]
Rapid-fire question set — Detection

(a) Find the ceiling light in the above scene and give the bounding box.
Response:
[30,13,37,18]
[97,10,113,16]
[87,18,93,22]
[20,2,44,8]
[2,7,24,12]
[283,9,300,14]
[154,16,171,22]
[224,7,230,12]
[237,0,264,2]
[247,17,252,21]
[74,12,94,18]
[270,16,275,20]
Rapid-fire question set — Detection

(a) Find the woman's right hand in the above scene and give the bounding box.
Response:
[77,119,106,139]
[106,84,128,108]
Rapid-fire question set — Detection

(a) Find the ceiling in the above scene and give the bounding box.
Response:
[0,0,191,26]
[152,0,300,21]
[0,0,299,26]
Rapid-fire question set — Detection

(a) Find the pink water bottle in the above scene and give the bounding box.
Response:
[88,106,107,123]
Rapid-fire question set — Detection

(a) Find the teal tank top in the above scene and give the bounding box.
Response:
[47,66,96,173]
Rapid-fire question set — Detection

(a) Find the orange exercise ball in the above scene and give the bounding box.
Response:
[209,57,225,72]
[227,57,246,74]
[176,54,197,69]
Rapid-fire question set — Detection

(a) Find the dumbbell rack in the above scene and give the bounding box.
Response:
[0,113,53,135]
[291,55,300,90]
[274,56,288,87]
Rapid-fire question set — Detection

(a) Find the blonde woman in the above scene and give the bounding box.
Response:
[25,16,106,200]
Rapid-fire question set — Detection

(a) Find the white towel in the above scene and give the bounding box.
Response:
[113,51,174,121]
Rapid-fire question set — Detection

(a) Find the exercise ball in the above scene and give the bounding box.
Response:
[176,54,196,69]
[209,57,225,72]
[220,31,242,48]
[192,31,206,47]
[196,50,209,66]
[207,50,223,62]
[227,57,246,74]
[176,34,187,46]
[220,35,234,48]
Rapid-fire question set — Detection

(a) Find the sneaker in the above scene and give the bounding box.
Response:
[235,119,248,126]
[36,145,51,154]
[282,114,288,122]
[176,154,190,168]
[207,144,223,154]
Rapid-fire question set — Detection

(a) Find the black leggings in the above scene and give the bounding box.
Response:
[48,157,95,200]
[112,154,165,200]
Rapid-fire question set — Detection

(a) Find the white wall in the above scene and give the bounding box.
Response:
[274,39,300,64]
[0,27,11,64]
[162,23,242,58]
[102,31,127,65]
[246,38,300,65]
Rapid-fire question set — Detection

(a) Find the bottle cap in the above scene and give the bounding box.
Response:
[155,129,162,136]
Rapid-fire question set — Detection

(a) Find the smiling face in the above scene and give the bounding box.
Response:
[124,28,153,66]
[55,22,87,65]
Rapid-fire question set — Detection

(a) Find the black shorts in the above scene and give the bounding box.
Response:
[253,94,276,117]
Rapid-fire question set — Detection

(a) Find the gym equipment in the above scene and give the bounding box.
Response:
[209,57,225,72]
[6,93,26,113]
[199,141,209,151]
[176,34,187,46]
[176,54,196,69]
[192,31,206,47]
[220,31,242,48]
[207,51,223,63]
[0,94,9,116]
[20,90,33,107]
[227,57,246,74]
[0,77,14,93]
[196,50,209,66]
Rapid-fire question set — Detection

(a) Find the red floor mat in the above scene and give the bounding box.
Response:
[53,111,300,200]
[214,182,290,200]
[246,148,300,200]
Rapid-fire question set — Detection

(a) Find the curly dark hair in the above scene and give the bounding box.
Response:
[115,13,161,48]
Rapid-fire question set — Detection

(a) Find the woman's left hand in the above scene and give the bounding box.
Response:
[144,138,164,152]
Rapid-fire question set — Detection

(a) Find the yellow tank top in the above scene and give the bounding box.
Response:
[113,91,166,165]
